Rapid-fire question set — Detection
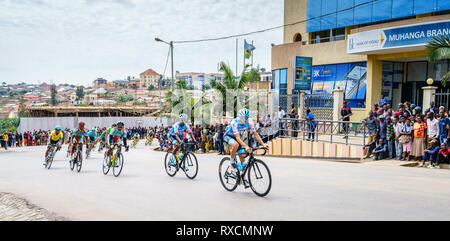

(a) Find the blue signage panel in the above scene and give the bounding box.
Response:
[383,21,450,48]
[293,56,312,90]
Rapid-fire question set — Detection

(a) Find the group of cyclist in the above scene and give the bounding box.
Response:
[44,108,268,182]
[44,121,130,166]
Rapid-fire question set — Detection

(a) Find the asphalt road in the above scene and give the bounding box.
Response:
[1,142,450,221]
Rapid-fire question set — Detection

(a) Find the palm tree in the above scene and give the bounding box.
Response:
[163,79,212,125]
[210,61,260,118]
[426,35,450,87]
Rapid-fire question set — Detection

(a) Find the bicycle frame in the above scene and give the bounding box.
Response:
[238,148,267,180]
[109,144,122,166]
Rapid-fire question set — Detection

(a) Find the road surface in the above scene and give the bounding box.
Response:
[1,142,450,220]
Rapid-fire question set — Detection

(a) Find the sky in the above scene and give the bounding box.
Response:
[0,0,284,86]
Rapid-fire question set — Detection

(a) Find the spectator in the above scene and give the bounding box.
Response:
[278,106,286,136]
[437,143,450,166]
[386,117,395,159]
[378,115,387,141]
[426,111,439,147]
[217,125,225,155]
[400,118,413,161]
[363,136,378,159]
[372,138,388,161]
[422,140,440,167]
[394,116,405,160]
[429,101,438,114]
[305,109,316,141]
[362,111,379,145]
[2,133,9,150]
[341,101,352,139]
[438,110,450,147]
[411,116,427,162]
[378,94,387,108]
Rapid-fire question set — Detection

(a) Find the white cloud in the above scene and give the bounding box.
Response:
[0,0,283,85]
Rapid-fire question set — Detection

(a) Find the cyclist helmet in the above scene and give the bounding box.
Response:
[238,108,250,120]
[91,128,96,132]
[117,122,124,128]
[55,126,61,131]
[78,122,85,127]
[179,113,188,121]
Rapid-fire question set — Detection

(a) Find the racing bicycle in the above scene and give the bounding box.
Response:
[70,143,83,173]
[218,147,272,197]
[164,141,198,179]
[44,144,58,169]
[103,144,126,177]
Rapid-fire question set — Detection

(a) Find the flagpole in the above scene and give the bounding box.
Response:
[243,39,246,72]
[236,38,238,75]
[251,40,254,68]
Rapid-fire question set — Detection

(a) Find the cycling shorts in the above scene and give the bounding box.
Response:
[223,135,246,155]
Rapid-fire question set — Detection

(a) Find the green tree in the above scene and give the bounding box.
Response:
[75,86,85,101]
[148,85,155,91]
[426,35,450,87]
[210,61,260,117]
[164,80,211,124]
[116,94,133,103]
[0,117,19,133]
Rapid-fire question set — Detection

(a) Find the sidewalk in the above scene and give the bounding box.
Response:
[0,193,69,221]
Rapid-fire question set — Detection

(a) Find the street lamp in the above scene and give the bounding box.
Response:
[155,37,174,92]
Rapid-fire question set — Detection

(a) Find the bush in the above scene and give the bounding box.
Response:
[0,117,19,133]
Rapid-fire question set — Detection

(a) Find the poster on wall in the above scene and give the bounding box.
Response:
[293,56,312,90]
[311,62,367,108]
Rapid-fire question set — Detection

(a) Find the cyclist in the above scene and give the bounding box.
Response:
[224,109,268,184]
[87,128,98,152]
[69,122,88,157]
[44,126,63,165]
[105,122,129,157]
[168,114,196,166]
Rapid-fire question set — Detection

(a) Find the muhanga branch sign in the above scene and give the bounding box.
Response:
[347,20,450,54]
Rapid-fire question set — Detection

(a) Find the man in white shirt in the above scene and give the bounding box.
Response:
[427,112,439,148]
[278,106,285,120]
[278,106,286,136]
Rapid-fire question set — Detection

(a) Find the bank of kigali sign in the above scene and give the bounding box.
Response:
[348,20,450,54]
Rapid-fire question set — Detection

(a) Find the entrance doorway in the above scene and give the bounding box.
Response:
[383,58,449,108]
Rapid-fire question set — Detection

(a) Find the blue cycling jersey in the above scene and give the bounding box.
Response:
[87,131,97,138]
[224,118,256,138]
[169,122,191,137]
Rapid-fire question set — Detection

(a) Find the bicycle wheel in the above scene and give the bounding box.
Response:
[164,151,178,177]
[113,153,124,177]
[70,155,75,171]
[218,157,239,192]
[102,155,111,175]
[247,159,272,197]
[183,152,198,179]
[46,149,54,169]
[76,151,83,173]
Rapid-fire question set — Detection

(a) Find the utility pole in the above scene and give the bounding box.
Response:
[170,41,174,92]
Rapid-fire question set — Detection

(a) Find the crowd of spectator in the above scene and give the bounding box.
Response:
[362,99,450,168]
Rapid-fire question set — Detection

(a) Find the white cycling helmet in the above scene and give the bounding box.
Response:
[238,108,250,120]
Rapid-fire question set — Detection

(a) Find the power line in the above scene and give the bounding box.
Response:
[173,0,381,44]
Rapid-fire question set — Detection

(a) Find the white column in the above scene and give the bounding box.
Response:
[422,86,438,113]
[298,90,305,119]
[333,89,344,121]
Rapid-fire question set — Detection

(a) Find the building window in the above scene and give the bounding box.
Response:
[293,33,302,43]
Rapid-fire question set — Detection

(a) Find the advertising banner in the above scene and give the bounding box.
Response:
[348,20,450,54]
[311,62,367,108]
[293,56,312,90]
